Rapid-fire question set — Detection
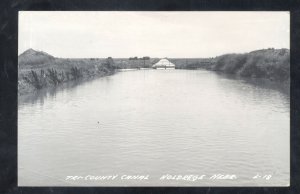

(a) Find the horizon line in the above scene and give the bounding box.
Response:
[19,47,290,59]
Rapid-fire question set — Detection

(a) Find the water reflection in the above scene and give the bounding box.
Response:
[19,70,289,106]
[18,69,290,186]
[213,71,290,96]
[19,76,114,106]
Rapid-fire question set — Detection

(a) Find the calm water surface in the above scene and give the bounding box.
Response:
[18,69,289,186]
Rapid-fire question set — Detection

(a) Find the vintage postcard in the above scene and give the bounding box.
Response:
[18,11,290,186]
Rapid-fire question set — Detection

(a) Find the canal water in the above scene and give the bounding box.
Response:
[18,69,289,186]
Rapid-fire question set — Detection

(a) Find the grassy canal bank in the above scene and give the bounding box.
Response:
[18,49,116,96]
[18,49,160,96]
[171,48,290,83]
[207,48,290,82]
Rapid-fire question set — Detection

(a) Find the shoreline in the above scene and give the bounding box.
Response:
[18,69,115,98]
[18,67,289,102]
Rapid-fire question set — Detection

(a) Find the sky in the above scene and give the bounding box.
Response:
[18,11,290,58]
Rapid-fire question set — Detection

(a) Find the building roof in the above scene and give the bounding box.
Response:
[152,58,175,67]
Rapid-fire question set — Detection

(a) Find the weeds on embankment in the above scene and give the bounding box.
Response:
[207,48,290,82]
[21,66,84,89]
[19,59,115,95]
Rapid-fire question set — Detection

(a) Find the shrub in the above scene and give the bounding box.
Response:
[47,68,60,85]
[23,70,46,89]
[70,66,82,80]
[211,49,290,81]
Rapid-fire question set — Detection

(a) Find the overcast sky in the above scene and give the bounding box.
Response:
[19,11,289,58]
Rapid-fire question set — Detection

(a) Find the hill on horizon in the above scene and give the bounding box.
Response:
[19,48,55,66]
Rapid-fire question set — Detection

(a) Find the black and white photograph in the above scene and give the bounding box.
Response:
[18,11,290,187]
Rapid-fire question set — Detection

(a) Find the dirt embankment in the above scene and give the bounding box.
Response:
[18,49,116,96]
[207,48,290,82]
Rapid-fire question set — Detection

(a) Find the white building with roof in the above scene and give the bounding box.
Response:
[152,58,175,69]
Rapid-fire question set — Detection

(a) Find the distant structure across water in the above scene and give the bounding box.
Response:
[152,58,175,69]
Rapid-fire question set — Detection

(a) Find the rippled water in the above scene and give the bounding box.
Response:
[18,69,289,186]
